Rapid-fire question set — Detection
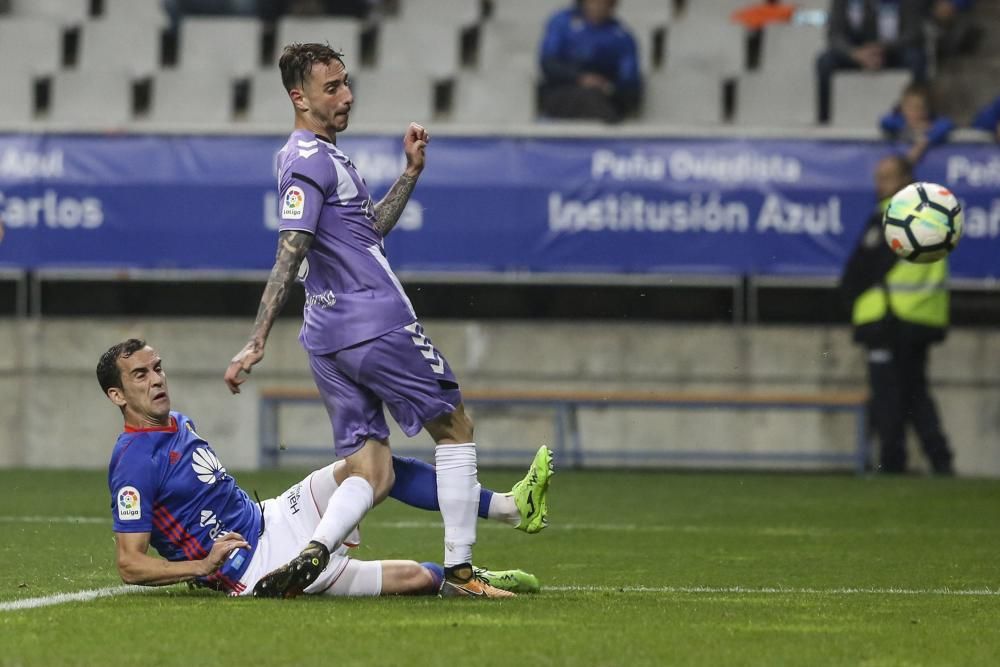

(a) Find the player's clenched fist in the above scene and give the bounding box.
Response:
[403,122,429,176]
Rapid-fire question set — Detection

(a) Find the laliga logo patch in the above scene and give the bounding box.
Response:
[281,186,305,220]
[117,486,141,521]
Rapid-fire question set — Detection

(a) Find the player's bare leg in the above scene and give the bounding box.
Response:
[253,438,394,598]
[425,405,513,598]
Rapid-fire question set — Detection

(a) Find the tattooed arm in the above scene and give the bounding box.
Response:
[373,173,418,236]
[224,230,312,394]
[375,122,430,237]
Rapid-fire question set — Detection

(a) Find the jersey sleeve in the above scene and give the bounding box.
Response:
[109,439,158,533]
[277,152,335,235]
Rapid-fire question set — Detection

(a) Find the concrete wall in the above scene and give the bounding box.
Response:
[2,317,998,476]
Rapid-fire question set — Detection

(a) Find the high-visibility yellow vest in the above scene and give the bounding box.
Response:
[852,205,949,328]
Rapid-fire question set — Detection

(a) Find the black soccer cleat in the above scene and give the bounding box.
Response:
[252,540,330,599]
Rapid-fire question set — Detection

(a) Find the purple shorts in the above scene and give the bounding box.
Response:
[308,322,463,457]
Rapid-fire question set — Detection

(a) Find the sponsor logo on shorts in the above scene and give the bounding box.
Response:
[281,186,305,220]
[117,486,141,521]
[286,483,303,515]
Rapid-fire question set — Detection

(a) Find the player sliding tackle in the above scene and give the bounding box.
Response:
[100,340,552,598]
[223,43,540,598]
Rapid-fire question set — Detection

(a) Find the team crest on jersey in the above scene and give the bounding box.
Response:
[281,186,305,220]
[117,486,141,521]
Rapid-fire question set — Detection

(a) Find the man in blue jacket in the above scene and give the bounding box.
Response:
[539,0,642,123]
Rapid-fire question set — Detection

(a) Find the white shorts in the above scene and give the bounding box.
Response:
[236,466,383,597]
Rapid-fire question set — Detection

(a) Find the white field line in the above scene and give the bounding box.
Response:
[3,582,998,614]
[0,516,108,524]
[0,585,150,612]
[545,585,1000,596]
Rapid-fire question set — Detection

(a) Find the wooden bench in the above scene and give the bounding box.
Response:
[258,387,870,473]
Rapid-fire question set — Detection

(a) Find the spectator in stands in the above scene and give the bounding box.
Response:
[928,0,979,62]
[880,82,955,164]
[971,94,1000,141]
[538,0,642,123]
[839,155,954,476]
[816,0,928,124]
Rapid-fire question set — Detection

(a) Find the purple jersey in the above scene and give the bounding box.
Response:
[107,411,261,594]
[276,130,417,354]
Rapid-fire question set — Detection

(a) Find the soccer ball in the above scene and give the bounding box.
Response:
[882,182,963,263]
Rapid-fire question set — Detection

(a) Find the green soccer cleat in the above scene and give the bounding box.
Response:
[473,566,541,594]
[510,445,554,534]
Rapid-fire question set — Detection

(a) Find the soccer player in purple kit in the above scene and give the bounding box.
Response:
[102,339,544,597]
[223,43,552,598]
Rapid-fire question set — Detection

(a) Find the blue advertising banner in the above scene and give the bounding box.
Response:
[0,133,996,279]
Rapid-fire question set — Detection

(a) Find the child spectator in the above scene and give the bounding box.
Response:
[880,82,955,164]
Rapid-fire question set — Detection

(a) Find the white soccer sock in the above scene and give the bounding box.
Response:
[488,493,520,526]
[435,443,479,567]
[309,476,373,551]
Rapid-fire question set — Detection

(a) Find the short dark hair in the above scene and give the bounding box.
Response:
[278,43,345,92]
[900,81,935,114]
[97,339,147,394]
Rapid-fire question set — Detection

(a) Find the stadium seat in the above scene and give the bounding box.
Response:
[617,0,674,28]
[144,70,233,126]
[179,17,262,77]
[396,0,483,29]
[246,69,292,126]
[734,70,816,127]
[478,19,544,73]
[830,70,911,129]
[77,20,162,76]
[0,69,35,125]
[618,1,673,72]
[349,70,435,128]
[665,19,746,76]
[489,0,568,26]
[759,24,825,73]
[630,23,658,73]
[48,71,132,128]
[101,0,169,27]
[683,0,749,21]
[376,19,460,77]
[448,69,536,126]
[8,0,89,26]
[0,18,63,75]
[274,17,362,64]
[640,69,725,125]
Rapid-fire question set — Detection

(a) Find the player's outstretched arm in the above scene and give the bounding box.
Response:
[115,531,249,586]
[373,122,429,237]
[225,230,313,394]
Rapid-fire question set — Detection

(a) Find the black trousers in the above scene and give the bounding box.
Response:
[866,339,953,473]
[539,85,622,123]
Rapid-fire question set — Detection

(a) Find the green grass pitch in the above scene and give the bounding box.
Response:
[2,468,999,666]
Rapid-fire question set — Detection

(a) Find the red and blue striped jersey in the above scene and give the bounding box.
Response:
[107,411,261,593]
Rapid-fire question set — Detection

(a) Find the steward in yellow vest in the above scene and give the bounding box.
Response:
[838,156,953,475]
